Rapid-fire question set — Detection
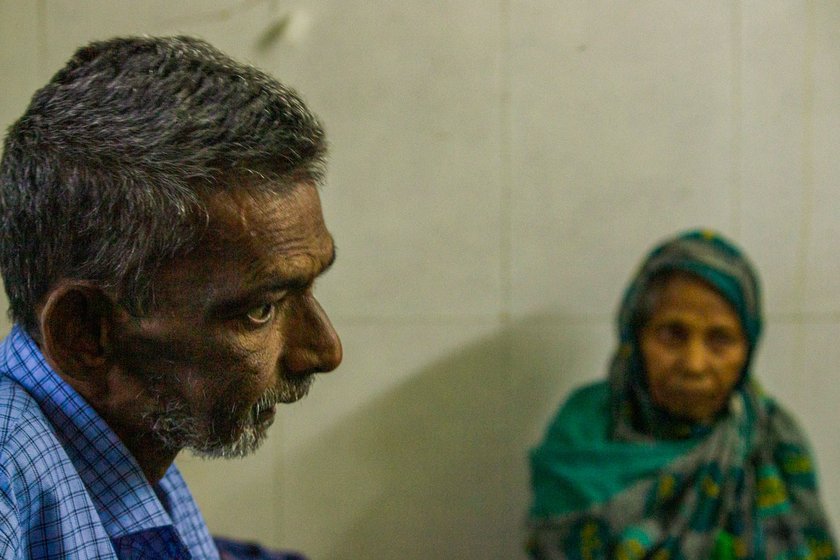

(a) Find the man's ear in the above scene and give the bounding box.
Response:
[39,282,115,381]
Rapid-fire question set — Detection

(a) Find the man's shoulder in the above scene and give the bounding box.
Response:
[0,373,83,502]
[0,375,69,480]
[0,375,50,534]
[0,375,45,444]
[0,376,111,557]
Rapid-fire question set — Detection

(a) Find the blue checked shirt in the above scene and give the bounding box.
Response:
[0,325,221,559]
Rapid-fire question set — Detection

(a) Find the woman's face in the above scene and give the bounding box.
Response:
[639,273,748,424]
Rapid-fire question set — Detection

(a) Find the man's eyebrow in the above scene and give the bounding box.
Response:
[209,245,336,316]
[261,243,336,291]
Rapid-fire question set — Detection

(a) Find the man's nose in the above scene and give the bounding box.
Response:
[282,293,342,376]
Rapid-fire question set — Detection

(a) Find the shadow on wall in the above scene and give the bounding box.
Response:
[285,319,598,560]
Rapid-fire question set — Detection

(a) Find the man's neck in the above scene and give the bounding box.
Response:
[50,365,179,486]
[115,429,179,485]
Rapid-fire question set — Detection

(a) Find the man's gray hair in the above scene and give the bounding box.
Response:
[0,36,327,335]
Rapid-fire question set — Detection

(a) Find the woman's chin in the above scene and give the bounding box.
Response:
[660,393,725,425]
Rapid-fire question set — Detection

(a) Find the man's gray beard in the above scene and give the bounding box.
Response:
[143,375,313,459]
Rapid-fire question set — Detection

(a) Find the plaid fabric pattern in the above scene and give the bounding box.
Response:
[0,325,220,559]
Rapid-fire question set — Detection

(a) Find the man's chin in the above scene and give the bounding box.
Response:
[168,377,313,459]
[182,406,279,459]
[188,422,272,459]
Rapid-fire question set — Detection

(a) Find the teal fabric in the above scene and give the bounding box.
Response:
[531,383,696,517]
[528,230,837,560]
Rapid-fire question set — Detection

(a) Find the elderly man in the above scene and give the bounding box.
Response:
[0,36,342,558]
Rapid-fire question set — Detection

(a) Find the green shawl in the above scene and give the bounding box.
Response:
[528,230,836,560]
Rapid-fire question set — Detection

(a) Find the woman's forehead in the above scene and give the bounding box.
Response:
[650,274,742,324]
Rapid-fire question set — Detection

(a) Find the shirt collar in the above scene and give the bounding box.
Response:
[0,324,175,538]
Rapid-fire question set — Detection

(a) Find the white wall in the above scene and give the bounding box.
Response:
[1,1,838,559]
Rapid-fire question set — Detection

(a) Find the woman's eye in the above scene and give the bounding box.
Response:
[707,330,739,349]
[655,324,686,345]
[245,303,275,325]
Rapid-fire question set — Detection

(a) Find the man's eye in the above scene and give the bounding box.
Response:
[245,303,275,325]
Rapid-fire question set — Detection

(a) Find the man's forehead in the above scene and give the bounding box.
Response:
[199,182,333,265]
[203,181,325,234]
[150,182,334,309]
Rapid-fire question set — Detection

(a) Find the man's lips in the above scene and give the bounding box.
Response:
[250,400,277,427]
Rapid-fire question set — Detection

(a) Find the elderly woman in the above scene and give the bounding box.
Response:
[528,230,836,560]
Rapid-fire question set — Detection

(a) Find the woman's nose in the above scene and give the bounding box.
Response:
[282,294,342,376]
[681,338,709,374]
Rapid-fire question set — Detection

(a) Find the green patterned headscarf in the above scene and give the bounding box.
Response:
[612,229,761,441]
[529,230,837,560]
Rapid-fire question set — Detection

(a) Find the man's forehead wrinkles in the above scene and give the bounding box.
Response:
[221,234,334,300]
[251,242,335,286]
